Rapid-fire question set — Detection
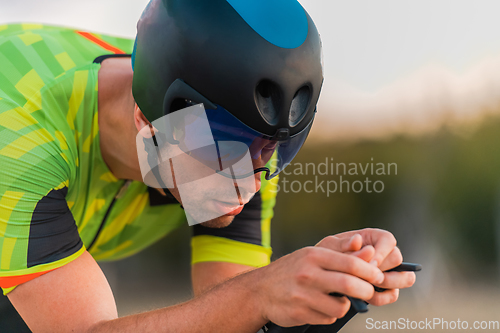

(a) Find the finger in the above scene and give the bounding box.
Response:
[303,291,351,321]
[351,245,375,263]
[304,309,338,326]
[378,247,403,272]
[360,228,397,267]
[315,234,363,253]
[367,288,399,306]
[318,271,376,300]
[310,248,384,285]
[347,234,363,252]
[287,290,344,326]
[299,308,338,326]
[375,272,416,290]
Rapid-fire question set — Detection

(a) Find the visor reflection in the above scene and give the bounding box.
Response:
[136,103,313,224]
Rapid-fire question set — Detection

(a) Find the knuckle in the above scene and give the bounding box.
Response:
[319,316,338,326]
[372,228,397,246]
[323,235,335,242]
[373,255,383,266]
[386,235,397,247]
[365,267,381,283]
[344,256,360,275]
[290,291,307,305]
[370,295,384,306]
[299,246,312,256]
[366,227,382,235]
[361,284,375,300]
[333,300,351,318]
[340,300,351,316]
[393,248,403,265]
[367,286,376,300]
[370,269,382,283]
[316,236,333,248]
[323,235,337,246]
[339,276,356,295]
[371,289,399,306]
[302,246,320,262]
[295,269,314,285]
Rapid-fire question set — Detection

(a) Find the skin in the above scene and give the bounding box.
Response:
[148,138,259,226]
[7,58,416,332]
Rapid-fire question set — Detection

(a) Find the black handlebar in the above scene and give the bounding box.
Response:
[261,306,358,333]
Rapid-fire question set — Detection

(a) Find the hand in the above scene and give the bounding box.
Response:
[315,228,416,306]
[253,246,384,327]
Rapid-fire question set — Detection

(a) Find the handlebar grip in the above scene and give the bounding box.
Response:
[261,306,358,333]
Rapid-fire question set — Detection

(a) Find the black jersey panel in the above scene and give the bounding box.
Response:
[192,190,262,246]
[27,187,83,268]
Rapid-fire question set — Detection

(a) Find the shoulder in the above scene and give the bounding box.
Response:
[0,23,134,92]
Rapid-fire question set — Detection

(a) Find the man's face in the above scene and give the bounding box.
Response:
[135,104,275,227]
[155,141,262,227]
[166,175,260,228]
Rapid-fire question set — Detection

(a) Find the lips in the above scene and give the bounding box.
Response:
[213,200,244,216]
[226,205,244,216]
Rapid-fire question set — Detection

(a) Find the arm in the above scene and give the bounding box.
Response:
[9,251,266,333]
[9,244,386,332]
[192,229,417,311]
[191,262,254,296]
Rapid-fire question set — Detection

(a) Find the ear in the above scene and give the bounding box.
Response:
[134,104,155,138]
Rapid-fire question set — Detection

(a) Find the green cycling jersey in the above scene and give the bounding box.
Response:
[0,23,277,295]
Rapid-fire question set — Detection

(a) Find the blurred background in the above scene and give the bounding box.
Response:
[2,0,500,331]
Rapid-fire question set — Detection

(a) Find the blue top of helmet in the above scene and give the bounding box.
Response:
[131,37,137,70]
[131,0,309,69]
[225,0,308,49]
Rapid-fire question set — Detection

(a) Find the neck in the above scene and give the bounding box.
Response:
[98,57,142,181]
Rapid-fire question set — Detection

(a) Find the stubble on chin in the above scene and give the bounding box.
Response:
[161,187,240,228]
[200,215,236,228]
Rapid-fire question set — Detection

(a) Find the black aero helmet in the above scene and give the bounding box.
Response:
[132,0,323,179]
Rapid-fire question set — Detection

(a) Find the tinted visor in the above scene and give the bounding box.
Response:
[137,79,314,187]
[136,102,313,225]
[181,104,313,180]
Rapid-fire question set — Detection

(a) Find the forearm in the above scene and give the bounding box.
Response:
[192,262,256,296]
[89,269,266,333]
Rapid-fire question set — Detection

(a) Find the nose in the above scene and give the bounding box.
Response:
[254,172,262,193]
[249,138,277,163]
[235,172,261,204]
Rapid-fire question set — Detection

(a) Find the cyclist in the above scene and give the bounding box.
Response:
[0,0,416,332]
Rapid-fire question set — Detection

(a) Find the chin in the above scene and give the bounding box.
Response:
[200,215,235,228]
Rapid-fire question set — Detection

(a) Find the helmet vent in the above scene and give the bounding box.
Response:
[289,85,311,127]
[255,80,281,126]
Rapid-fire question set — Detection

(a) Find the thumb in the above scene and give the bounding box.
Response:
[316,234,363,253]
[351,245,375,262]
